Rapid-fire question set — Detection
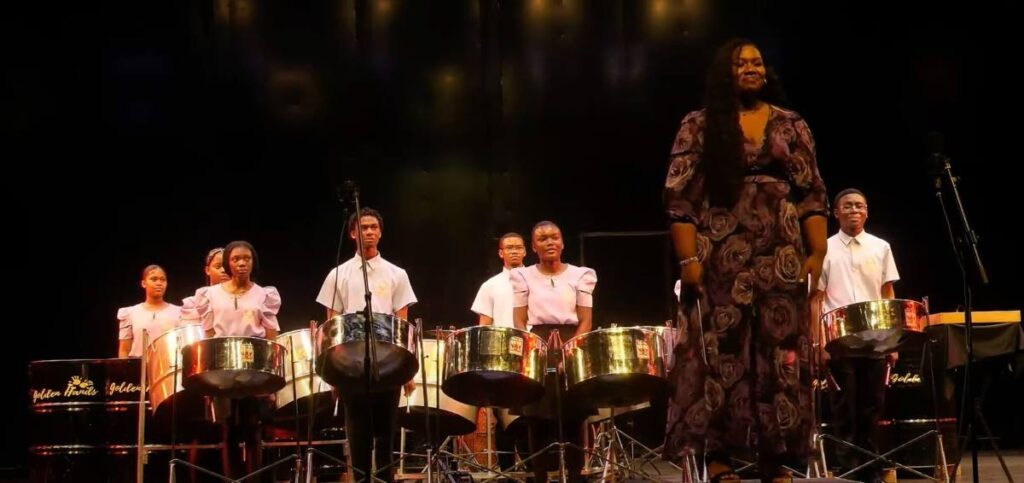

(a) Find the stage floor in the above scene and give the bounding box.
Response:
[639,449,1023,482]
[2,450,1018,482]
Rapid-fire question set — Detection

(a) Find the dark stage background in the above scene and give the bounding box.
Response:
[5,0,1021,475]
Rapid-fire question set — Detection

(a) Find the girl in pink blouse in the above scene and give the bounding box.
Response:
[180,247,230,323]
[117,265,182,358]
[190,240,281,478]
[510,221,597,483]
[191,241,280,339]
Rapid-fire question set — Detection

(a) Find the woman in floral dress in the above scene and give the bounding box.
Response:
[662,38,829,483]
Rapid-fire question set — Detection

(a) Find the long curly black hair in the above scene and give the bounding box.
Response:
[702,38,788,207]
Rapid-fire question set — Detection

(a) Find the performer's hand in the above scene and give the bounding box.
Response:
[886,352,899,364]
[801,251,825,286]
[403,380,416,397]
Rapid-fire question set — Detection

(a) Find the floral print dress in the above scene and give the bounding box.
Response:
[662,106,828,463]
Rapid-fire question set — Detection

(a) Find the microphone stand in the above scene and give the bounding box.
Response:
[331,182,382,482]
[348,184,380,392]
[931,153,1008,483]
[303,185,355,483]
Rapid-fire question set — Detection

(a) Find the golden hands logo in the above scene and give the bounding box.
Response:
[64,375,99,397]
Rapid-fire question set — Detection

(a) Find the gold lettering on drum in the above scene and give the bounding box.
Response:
[241,341,255,364]
[508,336,524,357]
[636,340,651,360]
[32,388,62,403]
[107,382,143,396]
[889,372,922,385]
[64,376,99,398]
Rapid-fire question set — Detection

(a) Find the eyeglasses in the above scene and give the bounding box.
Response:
[839,203,868,213]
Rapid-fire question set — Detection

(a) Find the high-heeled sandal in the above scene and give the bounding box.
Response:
[707,460,741,482]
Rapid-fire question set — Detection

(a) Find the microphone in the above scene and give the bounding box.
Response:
[925,131,943,156]
[925,132,948,192]
[925,131,948,174]
[335,180,358,204]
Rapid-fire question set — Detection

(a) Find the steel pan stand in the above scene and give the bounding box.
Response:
[511,328,654,483]
[584,408,679,481]
[398,324,526,482]
[283,323,362,483]
[168,339,299,482]
[433,429,528,482]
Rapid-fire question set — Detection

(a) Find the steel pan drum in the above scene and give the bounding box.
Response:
[28,359,107,446]
[497,408,528,437]
[181,336,287,397]
[102,358,145,482]
[104,358,145,445]
[586,401,652,425]
[563,327,669,408]
[275,329,333,416]
[442,326,547,408]
[639,325,679,368]
[147,324,205,417]
[400,386,478,436]
[28,358,136,483]
[316,313,418,392]
[820,299,928,356]
[400,337,477,435]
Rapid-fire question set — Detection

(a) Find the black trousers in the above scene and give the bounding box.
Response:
[827,357,888,480]
[523,324,588,483]
[492,408,523,470]
[218,398,264,479]
[342,389,401,483]
[526,416,585,483]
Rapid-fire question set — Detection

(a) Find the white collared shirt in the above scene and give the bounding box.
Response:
[316,254,417,315]
[818,230,900,313]
[471,267,516,328]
